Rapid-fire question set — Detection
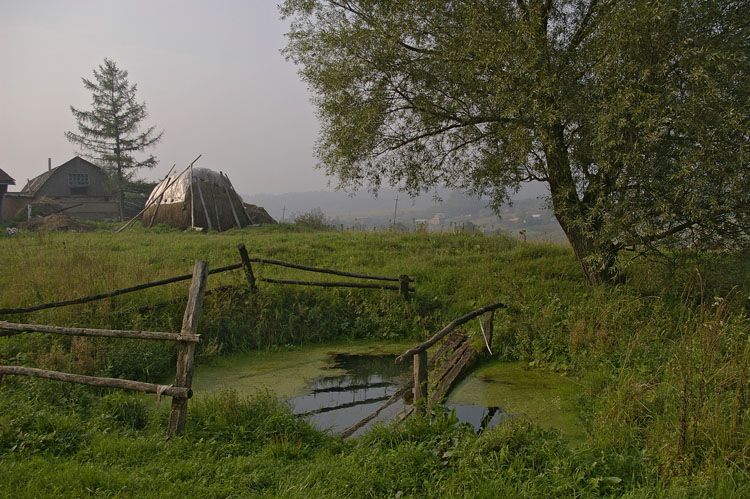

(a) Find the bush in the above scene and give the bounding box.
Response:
[293,208,334,230]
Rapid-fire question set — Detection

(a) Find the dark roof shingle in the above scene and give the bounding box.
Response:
[0,168,15,185]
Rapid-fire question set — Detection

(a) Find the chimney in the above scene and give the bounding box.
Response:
[48,158,51,171]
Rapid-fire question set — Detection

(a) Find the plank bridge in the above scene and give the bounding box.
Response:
[341,302,505,438]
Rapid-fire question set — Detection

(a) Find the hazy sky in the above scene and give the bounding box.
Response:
[0,0,328,195]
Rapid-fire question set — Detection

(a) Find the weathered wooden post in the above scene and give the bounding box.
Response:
[168,260,208,438]
[413,350,428,414]
[480,310,495,355]
[237,243,257,291]
[399,274,410,301]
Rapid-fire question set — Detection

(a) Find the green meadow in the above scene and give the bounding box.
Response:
[0,225,748,497]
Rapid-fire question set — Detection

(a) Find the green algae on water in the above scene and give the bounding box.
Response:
[191,340,412,400]
[447,361,584,442]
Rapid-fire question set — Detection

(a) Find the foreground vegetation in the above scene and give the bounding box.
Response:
[1,225,748,496]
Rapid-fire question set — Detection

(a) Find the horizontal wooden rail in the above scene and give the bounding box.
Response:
[0,263,241,315]
[395,302,506,364]
[137,285,237,313]
[259,277,415,292]
[0,366,192,399]
[0,320,199,342]
[248,257,414,283]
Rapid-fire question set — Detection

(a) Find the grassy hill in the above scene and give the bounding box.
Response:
[0,227,747,496]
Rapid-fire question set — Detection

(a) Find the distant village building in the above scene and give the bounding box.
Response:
[0,168,15,223]
[429,213,448,225]
[2,157,120,221]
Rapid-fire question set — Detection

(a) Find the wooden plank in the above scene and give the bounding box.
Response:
[0,365,191,399]
[237,244,257,291]
[0,320,198,342]
[480,310,494,355]
[427,331,465,368]
[429,345,477,408]
[259,278,407,291]
[208,181,222,232]
[195,179,213,231]
[413,350,428,414]
[0,263,240,316]
[248,257,414,283]
[396,302,506,364]
[168,260,208,437]
[189,165,195,228]
[430,338,473,386]
[221,173,242,228]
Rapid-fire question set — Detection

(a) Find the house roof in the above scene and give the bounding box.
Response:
[0,168,15,185]
[20,156,100,195]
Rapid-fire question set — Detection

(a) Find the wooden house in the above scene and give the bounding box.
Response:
[2,157,120,221]
[0,168,15,223]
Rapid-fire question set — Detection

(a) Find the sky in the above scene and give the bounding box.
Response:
[0,0,328,196]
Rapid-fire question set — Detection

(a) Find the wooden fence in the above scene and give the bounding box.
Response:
[0,260,209,437]
[0,244,414,318]
[0,245,415,435]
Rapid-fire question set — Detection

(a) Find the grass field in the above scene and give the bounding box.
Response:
[0,224,748,497]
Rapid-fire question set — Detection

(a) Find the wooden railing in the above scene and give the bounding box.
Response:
[237,244,414,300]
[0,244,414,318]
[395,302,506,412]
[0,260,209,437]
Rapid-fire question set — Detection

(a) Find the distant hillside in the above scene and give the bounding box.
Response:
[244,185,566,242]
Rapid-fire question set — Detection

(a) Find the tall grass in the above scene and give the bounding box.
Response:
[1,227,748,495]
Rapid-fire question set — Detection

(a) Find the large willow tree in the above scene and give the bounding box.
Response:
[66,58,163,221]
[282,0,749,286]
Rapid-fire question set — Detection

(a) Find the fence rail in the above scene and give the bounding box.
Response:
[0,263,240,316]
[0,260,209,438]
[0,321,199,342]
[0,244,412,317]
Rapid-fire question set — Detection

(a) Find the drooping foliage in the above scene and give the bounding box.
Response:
[66,58,163,221]
[282,0,749,286]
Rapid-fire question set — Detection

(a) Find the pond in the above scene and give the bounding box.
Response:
[192,341,582,441]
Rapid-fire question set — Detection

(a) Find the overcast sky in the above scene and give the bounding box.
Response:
[0,0,329,195]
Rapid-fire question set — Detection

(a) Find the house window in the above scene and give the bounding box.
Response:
[69,173,89,195]
[68,173,89,186]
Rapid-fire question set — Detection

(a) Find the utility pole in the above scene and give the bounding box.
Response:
[282,206,286,223]
[392,195,399,230]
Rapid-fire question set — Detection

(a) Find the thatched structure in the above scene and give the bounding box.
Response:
[142,168,254,231]
[243,203,277,225]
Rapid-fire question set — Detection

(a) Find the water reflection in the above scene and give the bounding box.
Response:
[289,354,511,436]
[288,354,409,434]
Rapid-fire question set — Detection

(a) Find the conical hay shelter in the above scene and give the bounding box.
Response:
[142,168,253,231]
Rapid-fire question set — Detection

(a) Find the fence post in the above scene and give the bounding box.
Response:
[480,310,495,355]
[399,274,410,301]
[168,260,208,438]
[237,244,257,291]
[413,350,428,414]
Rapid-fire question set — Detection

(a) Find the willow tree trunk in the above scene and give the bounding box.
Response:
[545,123,616,288]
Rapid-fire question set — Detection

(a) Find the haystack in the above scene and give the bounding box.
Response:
[142,168,253,231]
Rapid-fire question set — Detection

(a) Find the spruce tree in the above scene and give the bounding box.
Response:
[66,58,163,221]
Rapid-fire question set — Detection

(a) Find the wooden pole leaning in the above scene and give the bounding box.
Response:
[237,244,257,291]
[167,260,209,438]
[413,350,428,414]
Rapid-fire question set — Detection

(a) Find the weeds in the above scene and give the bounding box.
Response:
[0,229,748,495]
